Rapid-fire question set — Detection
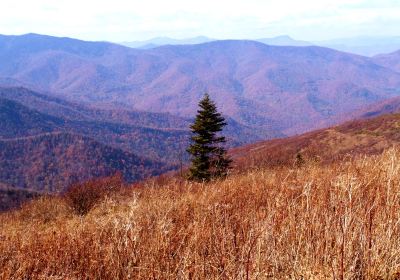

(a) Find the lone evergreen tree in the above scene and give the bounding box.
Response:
[187,93,231,181]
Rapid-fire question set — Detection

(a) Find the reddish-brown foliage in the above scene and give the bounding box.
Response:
[230,113,400,171]
[64,174,124,215]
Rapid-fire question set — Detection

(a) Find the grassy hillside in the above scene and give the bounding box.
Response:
[3,113,400,277]
[231,113,400,170]
[1,149,400,278]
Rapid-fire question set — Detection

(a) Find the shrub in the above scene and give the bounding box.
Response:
[64,174,124,215]
[294,152,305,167]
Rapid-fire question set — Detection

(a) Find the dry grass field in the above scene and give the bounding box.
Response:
[1,147,400,279]
[231,113,400,170]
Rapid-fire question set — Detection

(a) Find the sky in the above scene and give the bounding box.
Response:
[0,0,399,42]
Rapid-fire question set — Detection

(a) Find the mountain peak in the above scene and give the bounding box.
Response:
[273,35,293,39]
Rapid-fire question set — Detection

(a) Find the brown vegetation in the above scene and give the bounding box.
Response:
[1,149,400,279]
[231,113,400,171]
[64,174,124,215]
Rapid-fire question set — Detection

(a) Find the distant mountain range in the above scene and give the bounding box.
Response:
[120,35,312,49]
[121,36,213,49]
[1,34,400,136]
[120,35,400,56]
[1,33,400,194]
[314,36,400,57]
[256,36,312,47]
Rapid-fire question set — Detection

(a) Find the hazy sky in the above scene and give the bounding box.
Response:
[0,0,399,42]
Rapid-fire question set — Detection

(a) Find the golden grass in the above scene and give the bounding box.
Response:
[2,149,400,279]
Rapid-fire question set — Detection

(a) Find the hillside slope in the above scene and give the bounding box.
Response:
[1,34,400,135]
[0,86,190,129]
[0,96,190,162]
[231,113,400,169]
[0,87,268,147]
[0,98,66,138]
[0,184,40,212]
[373,50,400,73]
[0,132,170,192]
[352,96,400,119]
[0,97,179,191]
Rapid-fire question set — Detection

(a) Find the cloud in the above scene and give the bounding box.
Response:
[0,0,398,41]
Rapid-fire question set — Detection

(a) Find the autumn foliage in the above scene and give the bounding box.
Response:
[64,174,124,215]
